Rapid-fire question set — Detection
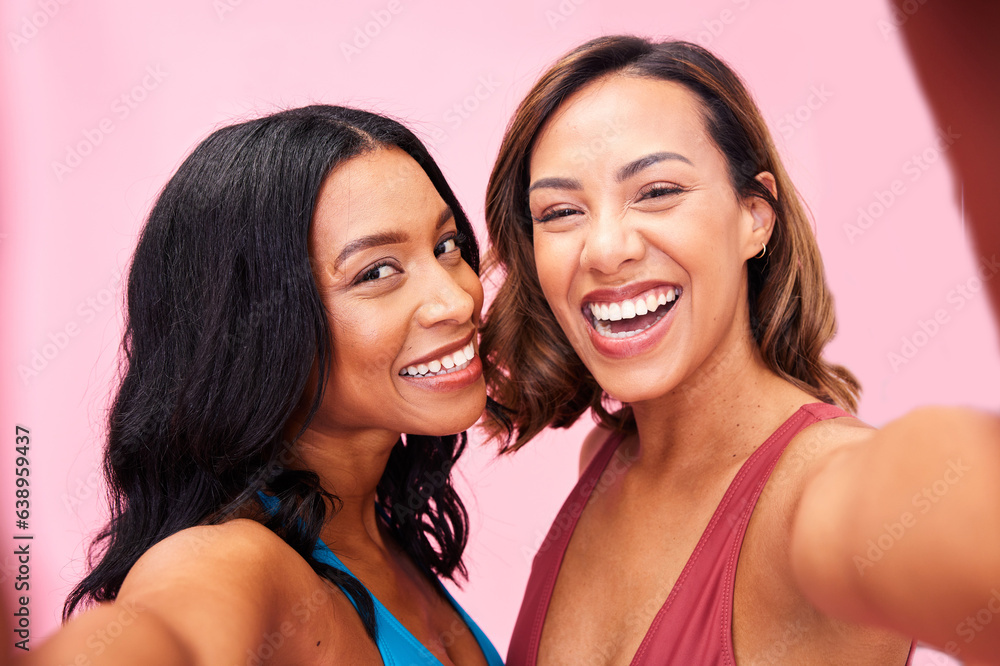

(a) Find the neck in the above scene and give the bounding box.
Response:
[629,329,810,478]
[282,417,401,556]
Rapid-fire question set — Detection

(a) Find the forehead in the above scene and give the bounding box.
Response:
[311,147,443,245]
[530,74,716,172]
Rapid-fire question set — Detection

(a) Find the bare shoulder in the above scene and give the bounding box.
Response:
[113,520,371,665]
[769,409,874,495]
[749,408,874,548]
[120,519,309,599]
[579,424,618,476]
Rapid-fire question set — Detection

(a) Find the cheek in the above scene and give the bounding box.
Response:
[328,308,400,380]
[532,232,575,306]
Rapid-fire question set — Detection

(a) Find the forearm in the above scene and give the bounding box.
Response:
[791,407,1000,662]
[17,603,196,666]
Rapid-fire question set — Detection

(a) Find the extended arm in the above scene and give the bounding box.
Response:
[791,407,1000,662]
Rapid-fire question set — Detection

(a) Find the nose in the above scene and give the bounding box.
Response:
[579,207,646,275]
[415,263,477,328]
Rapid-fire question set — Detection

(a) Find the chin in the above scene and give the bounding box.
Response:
[587,365,682,406]
[409,394,487,438]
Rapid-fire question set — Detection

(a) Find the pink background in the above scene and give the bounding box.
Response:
[1,0,994,663]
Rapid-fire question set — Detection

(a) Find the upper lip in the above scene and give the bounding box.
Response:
[400,329,476,369]
[581,280,682,304]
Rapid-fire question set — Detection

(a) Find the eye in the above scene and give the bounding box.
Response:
[534,207,580,224]
[356,261,400,284]
[435,234,462,257]
[637,184,685,201]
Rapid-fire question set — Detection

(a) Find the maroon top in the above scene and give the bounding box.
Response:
[507,403,915,665]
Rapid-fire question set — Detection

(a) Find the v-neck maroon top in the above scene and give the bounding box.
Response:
[506,403,915,665]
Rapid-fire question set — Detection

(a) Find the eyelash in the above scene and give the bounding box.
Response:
[356,261,399,284]
[354,233,464,285]
[534,208,578,224]
[533,185,685,223]
[435,232,464,257]
[637,184,685,200]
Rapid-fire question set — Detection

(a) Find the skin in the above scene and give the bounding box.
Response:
[526,74,910,665]
[790,3,1000,664]
[22,147,490,666]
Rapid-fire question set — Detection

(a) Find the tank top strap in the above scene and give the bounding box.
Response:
[505,428,626,666]
[632,402,853,664]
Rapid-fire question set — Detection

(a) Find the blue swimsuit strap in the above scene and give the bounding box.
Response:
[255,492,504,665]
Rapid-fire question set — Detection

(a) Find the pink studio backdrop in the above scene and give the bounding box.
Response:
[1,1,994,663]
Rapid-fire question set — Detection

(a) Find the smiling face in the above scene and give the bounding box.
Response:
[305,147,486,440]
[528,74,774,404]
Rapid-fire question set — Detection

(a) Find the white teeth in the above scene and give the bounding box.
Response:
[401,342,477,378]
[589,290,682,322]
[621,300,636,319]
[586,286,683,338]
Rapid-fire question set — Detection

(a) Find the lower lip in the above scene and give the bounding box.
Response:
[398,355,483,392]
[585,300,678,359]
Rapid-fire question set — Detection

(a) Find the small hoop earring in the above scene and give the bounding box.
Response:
[755,242,766,260]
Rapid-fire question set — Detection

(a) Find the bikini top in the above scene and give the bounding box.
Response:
[506,403,915,665]
[257,493,505,665]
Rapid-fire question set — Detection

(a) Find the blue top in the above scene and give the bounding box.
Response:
[257,493,504,665]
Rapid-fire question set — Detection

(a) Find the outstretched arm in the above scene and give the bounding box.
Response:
[791,2,1000,662]
[791,407,1000,662]
[18,520,325,666]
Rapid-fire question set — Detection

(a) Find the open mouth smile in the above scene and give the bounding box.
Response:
[584,286,682,338]
[399,342,476,378]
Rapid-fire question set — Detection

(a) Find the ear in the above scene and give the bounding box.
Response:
[742,171,777,261]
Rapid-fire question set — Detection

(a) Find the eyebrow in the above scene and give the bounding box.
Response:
[527,177,582,194]
[616,152,693,182]
[333,205,453,268]
[526,152,693,194]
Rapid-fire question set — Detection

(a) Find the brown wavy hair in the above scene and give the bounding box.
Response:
[481,36,859,452]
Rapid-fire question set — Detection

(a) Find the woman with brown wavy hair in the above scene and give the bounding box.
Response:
[481,36,918,664]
